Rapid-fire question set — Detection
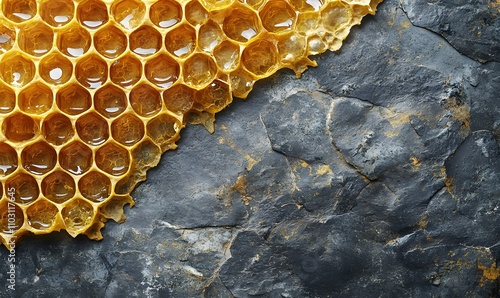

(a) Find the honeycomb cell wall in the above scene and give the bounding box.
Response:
[0,0,382,249]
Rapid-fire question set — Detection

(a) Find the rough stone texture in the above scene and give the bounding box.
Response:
[1,0,499,297]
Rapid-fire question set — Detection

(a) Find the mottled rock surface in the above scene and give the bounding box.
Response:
[1,0,499,297]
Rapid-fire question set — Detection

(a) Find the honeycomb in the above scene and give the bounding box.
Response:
[0,0,382,249]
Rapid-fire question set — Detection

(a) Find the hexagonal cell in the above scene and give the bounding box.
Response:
[321,2,351,31]
[150,0,182,29]
[185,1,208,26]
[6,173,39,205]
[130,84,162,117]
[0,83,16,113]
[39,53,73,85]
[94,25,127,59]
[42,113,74,146]
[111,0,146,30]
[195,80,232,113]
[0,143,17,177]
[27,199,58,230]
[2,112,38,142]
[214,40,240,72]
[95,142,130,176]
[58,25,92,57]
[2,0,37,23]
[18,21,53,57]
[76,112,109,146]
[183,53,217,88]
[41,171,76,204]
[111,113,145,146]
[56,83,92,115]
[110,55,142,88]
[278,32,306,62]
[200,0,234,11]
[21,141,57,175]
[242,39,279,76]
[59,141,93,175]
[79,171,111,203]
[132,140,161,167]
[0,201,24,234]
[260,1,296,33]
[146,114,180,146]
[77,0,109,29]
[144,54,179,88]
[165,24,196,58]
[199,20,225,52]
[223,7,260,43]
[40,0,74,27]
[18,82,53,115]
[0,53,35,87]
[94,84,127,118]
[76,54,108,89]
[290,0,323,11]
[61,198,94,234]
[296,12,320,32]
[0,22,16,53]
[229,70,255,98]
[163,84,195,114]
[130,25,162,57]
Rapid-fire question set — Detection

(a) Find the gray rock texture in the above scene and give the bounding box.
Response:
[1,0,499,297]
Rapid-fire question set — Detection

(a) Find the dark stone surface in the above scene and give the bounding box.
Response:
[1,0,499,297]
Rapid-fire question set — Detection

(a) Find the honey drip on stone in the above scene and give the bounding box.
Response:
[0,0,382,249]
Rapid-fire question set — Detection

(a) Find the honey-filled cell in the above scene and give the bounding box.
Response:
[18,82,53,115]
[2,112,38,142]
[223,7,261,43]
[27,199,59,230]
[130,84,162,117]
[111,113,145,146]
[132,140,161,167]
[61,198,94,234]
[229,70,255,98]
[144,54,179,89]
[41,171,76,204]
[39,53,73,85]
[58,26,92,58]
[183,53,217,88]
[130,25,162,57]
[79,171,111,203]
[0,83,16,114]
[0,143,18,177]
[0,53,35,87]
[2,0,37,23]
[56,83,92,116]
[40,0,75,27]
[94,25,128,59]
[195,80,232,113]
[185,1,208,26]
[163,84,195,114]
[42,113,74,146]
[260,1,297,33]
[77,0,109,29]
[242,39,279,76]
[5,172,39,205]
[21,141,57,175]
[18,22,53,57]
[214,40,240,72]
[76,112,109,146]
[110,55,142,88]
[111,0,146,30]
[0,22,16,53]
[59,141,93,175]
[198,21,225,53]
[165,24,197,58]
[95,142,130,176]
[146,114,180,148]
[94,84,127,118]
[76,54,108,89]
[150,0,182,29]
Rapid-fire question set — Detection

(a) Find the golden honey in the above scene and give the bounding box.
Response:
[0,0,382,249]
